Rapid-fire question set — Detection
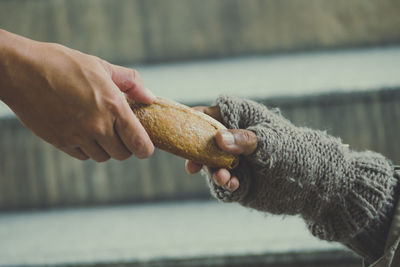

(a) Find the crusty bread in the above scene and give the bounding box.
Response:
[128,97,239,169]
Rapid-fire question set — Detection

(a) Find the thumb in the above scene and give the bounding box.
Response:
[215,129,258,155]
[108,63,155,104]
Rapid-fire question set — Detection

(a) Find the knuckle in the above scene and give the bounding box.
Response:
[68,134,84,146]
[97,58,112,74]
[92,126,105,137]
[88,120,108,137]
[116,116,129,131]
[79,156,90,161]
[130,69,144,89]
[52,131,87,149]
[241,130,252,141]
[103,94,124,116]
[241,130,257,155]
[73,153,89,161]
[241,130,255,143]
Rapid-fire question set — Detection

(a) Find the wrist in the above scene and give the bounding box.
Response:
[0,29,13,102]
[0,30,41,105]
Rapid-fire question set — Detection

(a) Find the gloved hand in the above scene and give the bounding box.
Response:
[186,95,397,253]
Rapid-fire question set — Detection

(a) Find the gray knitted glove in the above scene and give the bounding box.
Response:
[206,95,399,263]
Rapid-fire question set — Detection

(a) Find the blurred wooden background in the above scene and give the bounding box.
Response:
[1,0,400,210]
[0,0,399,64]
[1,88,399,210]
[1,2,399,266]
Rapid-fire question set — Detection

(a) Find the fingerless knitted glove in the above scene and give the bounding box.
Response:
[206,95,399,263]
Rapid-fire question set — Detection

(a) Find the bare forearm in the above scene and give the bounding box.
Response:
[0,29,155,161]
[0,29,15,102]
[0,29,38,104]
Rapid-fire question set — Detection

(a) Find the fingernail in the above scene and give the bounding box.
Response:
[145,87,156,100]
[229,179,238,191]
[221,130,234,145]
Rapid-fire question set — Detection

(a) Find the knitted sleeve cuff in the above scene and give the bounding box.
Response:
[305,153,399,262]
[213,95,399,260]
[305,152,398,240]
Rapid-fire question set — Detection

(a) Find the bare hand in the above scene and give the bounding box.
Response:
[185,106,258,192]
[0,31,155,162]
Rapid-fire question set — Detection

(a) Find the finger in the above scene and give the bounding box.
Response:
[227,176,240,192]
[216,129,258,155]
[61,147,89,161]
[114,100,154,159]
[212,168,231,187]
[96,128,132,161]
[80,141,111,162]
[192,106,222,122]
[185,160,203,174]
[109,64,155,104]
[202,165,213,177]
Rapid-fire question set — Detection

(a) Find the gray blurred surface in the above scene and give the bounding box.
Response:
[1,46,400,115]
[0,0,399,64]
[1,47,399,209]
[0,124,207,209]
[138,46,400,103]
[0,200,359,267]
[1,88,399,210]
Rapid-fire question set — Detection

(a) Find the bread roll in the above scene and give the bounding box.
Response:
[128,97,239,169]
